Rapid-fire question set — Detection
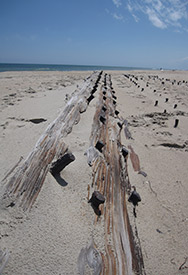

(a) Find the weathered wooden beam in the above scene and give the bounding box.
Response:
[124,119,132,139]
[128,145,141,172]
[83,74,145,274]
[3,71,102,211]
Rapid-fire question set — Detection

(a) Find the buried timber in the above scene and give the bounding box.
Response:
[1,71,145,274]
[81,73,145,274]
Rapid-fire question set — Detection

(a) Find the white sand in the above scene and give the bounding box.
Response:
[0,70,188,274]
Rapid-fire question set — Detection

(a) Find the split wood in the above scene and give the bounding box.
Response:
[85,73,145,275]
[3,71,102,211]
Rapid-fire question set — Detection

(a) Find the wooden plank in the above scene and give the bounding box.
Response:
[86,73,145,274]
[128,145,141,172]
[3,71,102,211]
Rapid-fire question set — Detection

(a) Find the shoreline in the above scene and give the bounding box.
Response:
[0,62,159,73]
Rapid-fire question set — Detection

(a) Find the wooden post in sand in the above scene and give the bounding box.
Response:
[174,119,179,128]
[88,191,105,216]
[174,104,177,109]
[3,71,102,211]
[50,152,75,176]
[154,100,158,106]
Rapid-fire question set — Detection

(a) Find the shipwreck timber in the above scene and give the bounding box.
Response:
[84,73,145,274]
[2,71,145,274]
[2,71,102,211]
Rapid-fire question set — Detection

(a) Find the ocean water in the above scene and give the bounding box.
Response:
[0,63,149,72]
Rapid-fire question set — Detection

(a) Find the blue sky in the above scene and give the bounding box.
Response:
[0,0,188,69]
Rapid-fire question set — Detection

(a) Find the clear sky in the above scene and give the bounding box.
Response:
[0,0,188,69]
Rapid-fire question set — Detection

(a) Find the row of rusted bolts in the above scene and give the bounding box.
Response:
[87,73,144,275]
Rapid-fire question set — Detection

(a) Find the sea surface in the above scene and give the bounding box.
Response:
[0,63,150,72]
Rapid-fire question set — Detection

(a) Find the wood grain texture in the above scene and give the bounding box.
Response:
[87,73,145,274]
[3,71,102,211]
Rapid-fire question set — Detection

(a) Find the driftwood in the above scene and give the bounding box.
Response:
[2,156,23,182]
[3,71,102,211]
[84,146,99,167]
[128,145,141,172]
[123,119,132,139]
[83,73,145,274]
[0,249,9,274]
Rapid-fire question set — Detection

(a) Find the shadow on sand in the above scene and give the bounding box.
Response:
[51,172,68,187]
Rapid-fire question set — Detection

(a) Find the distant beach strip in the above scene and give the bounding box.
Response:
[0,63,151,72]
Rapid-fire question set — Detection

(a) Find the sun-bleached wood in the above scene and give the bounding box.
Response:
[84,73,145,274]
[3,71,102,211]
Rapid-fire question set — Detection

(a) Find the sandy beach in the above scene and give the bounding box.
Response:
[0,69,188,275]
